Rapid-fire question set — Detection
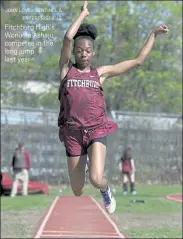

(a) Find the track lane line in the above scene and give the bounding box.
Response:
[90,196,125,238]
[41,235,121,238]
[42,230,118,235]
[34,196,59,238]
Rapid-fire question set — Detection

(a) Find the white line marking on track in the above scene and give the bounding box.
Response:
[41,235,121,238]
[90,196,125,238]
[43,230,118,235]
[34,196,59,238]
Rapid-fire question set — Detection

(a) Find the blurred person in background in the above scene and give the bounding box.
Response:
[119,147,137,195]
[58,0,169,213]
[11,142,31,197]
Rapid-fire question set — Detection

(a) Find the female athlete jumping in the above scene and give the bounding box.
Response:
[58,1,169,213]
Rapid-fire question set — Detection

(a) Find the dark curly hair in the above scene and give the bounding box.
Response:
[74,23,98,40]
[121,147,132,161]
[73,23,97,48]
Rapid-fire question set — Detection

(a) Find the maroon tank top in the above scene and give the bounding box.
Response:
[58,64,117,132]
[122,159,132,173]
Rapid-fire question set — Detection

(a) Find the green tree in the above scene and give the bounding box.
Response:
[1,1,182,114]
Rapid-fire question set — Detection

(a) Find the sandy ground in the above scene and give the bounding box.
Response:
[1,210,45,238]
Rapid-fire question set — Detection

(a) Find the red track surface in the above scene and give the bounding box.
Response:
[165,194,182,203]
[34,196,125,238]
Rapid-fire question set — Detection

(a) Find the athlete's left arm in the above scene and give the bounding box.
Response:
[130,159,135,173]
[97,24,169,84]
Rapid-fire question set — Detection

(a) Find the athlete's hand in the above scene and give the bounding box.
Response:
[81,1,89,17]
[153,24,169,36]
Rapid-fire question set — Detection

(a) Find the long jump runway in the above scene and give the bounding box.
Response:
[34,196,125,238]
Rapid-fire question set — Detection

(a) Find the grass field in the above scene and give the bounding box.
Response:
[1,184,182,238]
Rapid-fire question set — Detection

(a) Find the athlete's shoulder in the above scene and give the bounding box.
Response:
[61,61,75,81]
[90,65,100,76]
[96,65,104,77]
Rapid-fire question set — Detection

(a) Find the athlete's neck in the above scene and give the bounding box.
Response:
[75,63,91,73]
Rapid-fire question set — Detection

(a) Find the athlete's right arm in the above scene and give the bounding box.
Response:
[59,1,89,80]
[130,159,136,173]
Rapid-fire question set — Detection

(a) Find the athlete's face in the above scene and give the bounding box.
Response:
[73,38,95,68]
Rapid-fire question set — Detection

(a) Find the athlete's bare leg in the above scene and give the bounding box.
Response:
[122,173,129,194]
[87,141,116,214]
[87,142,107,190]
[67,154,87,196]
[129,172,136,194]
[123,173,129,184]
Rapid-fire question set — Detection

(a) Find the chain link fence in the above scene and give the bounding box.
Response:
[1,106,182,185]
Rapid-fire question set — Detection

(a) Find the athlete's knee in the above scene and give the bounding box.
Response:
[72,189,83,197]
[71,183,84,196]
[123,175,128,183]
[89,173,104,188]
